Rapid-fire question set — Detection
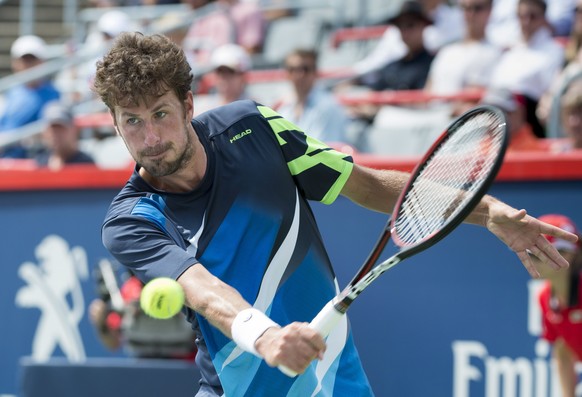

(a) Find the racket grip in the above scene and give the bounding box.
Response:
[309,300,345,338]
[278,301,345,377]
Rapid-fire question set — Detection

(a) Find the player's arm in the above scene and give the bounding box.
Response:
[342,163,577,277]
[340,163,409,213]
[177,264,325,373]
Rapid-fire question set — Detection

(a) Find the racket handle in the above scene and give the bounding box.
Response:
[278,301,345,377]
[309,300,345,337]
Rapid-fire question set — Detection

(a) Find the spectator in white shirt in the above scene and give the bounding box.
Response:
[489,0,565,137]
[487,0,576,48]
[275,49,350,145]
[426,0,501,95]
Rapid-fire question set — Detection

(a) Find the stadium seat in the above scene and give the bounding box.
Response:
[365,104,453,156]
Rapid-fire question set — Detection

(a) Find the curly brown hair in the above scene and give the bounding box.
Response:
[93,32,193,113]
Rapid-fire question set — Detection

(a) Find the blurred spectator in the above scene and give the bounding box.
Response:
[564,2,582,65]
[89,270,196,359]
[352,1,435,92]
[534,214,582,397]
[87,0,119,6]
[481,87,547,151]
[182,0,267,70]
[487,0,576,48]
[150,0,215,45]
[89,0,180,4]
[125,0,181,4]
[33,101,94,170]
[551,84,582,151]
[275,49,350,144]
[425,0,501,95]
[56,10,136,103]
[0,35,61,158]
[194,44,252,115]
[84,9,135,53]
[538,0,582,137]
[240,0,295,21]
[488,0,565,138]
[353,0,463,76]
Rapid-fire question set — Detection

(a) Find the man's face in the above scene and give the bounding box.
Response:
[395,16,427,51]
[459,0,492,38]
[43,122,78,156]
[11,54,42,73]
[517,2,546,41]
[214,66,246,102]
[285,54,317,97]
[114,90,195,177]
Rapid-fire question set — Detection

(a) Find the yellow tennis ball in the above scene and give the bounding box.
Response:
[140,277,185,319]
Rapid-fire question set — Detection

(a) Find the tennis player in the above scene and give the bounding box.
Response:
[534,214,582,397]
[93,32,578,397]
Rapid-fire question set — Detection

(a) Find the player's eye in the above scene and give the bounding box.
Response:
[155,111,167,119]
[126,117,140,125]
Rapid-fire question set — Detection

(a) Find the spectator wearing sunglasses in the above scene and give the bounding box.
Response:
[275,48,350,145]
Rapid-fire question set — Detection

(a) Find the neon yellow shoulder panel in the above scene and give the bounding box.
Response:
[257,105,353,205]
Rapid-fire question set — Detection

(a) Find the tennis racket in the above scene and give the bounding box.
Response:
[279,105,508,376]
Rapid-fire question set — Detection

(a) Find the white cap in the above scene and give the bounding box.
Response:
[211,44,251,72]
[11,35,47,60]
[97,10,131,38]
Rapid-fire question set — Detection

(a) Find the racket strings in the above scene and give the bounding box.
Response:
[394,112,505,246]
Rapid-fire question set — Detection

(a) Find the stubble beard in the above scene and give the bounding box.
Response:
[141,122,194,177]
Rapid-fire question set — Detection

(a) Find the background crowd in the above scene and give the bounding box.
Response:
[1,0,582,165]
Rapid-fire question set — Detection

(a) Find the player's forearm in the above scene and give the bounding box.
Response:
[177,264,251,338]
[342,165,409,213]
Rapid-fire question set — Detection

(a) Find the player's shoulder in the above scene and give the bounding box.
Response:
[104,174,154,222]
[194,99,269,137]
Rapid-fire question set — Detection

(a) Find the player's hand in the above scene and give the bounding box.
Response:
[255,322,326,374]
[486,202,578,278]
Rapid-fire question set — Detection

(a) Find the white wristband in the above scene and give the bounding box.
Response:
[231,308,279,357]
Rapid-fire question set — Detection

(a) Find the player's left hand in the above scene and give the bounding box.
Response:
[486,202,578,278]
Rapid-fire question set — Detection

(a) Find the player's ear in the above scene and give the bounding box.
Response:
[109,110,121,136]
[184,91,194,121]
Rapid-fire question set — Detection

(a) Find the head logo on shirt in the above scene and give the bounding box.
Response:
[230,128,252,144]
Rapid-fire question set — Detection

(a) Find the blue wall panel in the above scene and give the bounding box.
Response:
[1,180,581,396]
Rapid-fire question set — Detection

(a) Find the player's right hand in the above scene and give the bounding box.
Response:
[255,322,326,374]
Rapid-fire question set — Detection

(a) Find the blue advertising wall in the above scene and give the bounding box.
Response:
[1,156,581,397]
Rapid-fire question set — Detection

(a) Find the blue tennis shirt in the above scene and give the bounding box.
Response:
[102,100,374,397]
